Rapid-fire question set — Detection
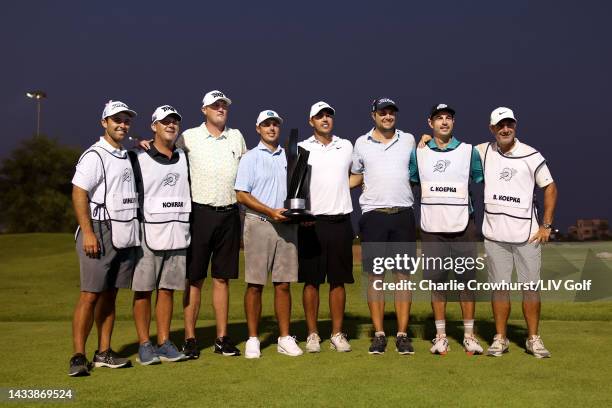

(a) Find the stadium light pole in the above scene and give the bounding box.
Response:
[25,90,47,136]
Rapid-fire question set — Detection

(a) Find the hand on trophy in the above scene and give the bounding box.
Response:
[269,208,290,222]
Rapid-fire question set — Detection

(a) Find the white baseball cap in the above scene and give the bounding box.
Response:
[256,110,283,126]
[490,107,517,126]
[309,101,335,118]
[151,105,182,124]
[202,90,232,107]
[101,100,137,119]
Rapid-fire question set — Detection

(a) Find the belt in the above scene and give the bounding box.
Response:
[196,203,238,212]
[246,212,270,222]
[372,206,411,215]
[316,214,350,221]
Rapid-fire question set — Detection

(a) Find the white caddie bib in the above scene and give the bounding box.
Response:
[482,142,545,244]
[417,142,472,233]
[85,146,140,249]
[137,149,191,251]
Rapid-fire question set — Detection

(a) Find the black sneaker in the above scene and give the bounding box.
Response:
[182,338,200,360]
[214,336,241,356]
[368,335,387,354]
[93,349,131,368]
[396,334,415,355]
[68,353,91,377]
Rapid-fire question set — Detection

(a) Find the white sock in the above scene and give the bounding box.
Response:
[396,331,407,338]
[435,320,446,335]
[464,320,474,336]
[249,336,259,341]
[375,331,386,337]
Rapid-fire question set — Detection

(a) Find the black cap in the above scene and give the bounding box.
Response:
[429,103,456,118]
[372,97,399,112]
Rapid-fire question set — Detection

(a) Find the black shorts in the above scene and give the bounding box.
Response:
[421,217,478,283]
[298,214,354,285]
[187,203,240,281]
[359,208,417,276]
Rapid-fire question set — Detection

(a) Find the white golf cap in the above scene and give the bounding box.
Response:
[202,90,232,107]
[256,110,283,126]
[490,107,517,126]
[101,100,137,119]
[309,101,335,118]
[151,105,182,124]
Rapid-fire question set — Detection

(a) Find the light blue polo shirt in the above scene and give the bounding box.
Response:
[409,137,483,213]
[234,141,287,214]
[351,128,416,213]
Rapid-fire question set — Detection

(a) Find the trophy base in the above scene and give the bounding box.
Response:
[282,209,316,223]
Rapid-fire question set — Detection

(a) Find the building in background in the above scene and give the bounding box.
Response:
[568,219,610,241]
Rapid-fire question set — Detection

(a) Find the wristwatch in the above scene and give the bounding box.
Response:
[542,223,552,230]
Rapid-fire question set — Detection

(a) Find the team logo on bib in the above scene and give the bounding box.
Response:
[162,173,180,187]
[433,160,451,172]
[499,167,517,181]
[121,168,131,183]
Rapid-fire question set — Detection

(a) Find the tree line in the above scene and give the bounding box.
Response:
[0,135,80,233]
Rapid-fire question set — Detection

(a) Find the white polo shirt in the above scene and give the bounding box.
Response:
[298,135,353,215]
[72,137,128,220]
[476,138,554,237]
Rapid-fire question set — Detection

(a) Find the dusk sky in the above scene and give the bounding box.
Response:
[3,1,610,231]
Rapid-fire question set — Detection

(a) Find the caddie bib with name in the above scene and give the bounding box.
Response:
[482,142,545,244]
[137,149,191,251]
[417,142,471,233]
[82,145,140,249]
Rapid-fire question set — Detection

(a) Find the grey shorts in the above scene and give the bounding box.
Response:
[132,240,187,292]
[484,239,541,284]
[243,214,298,285]
[76,221,136,293]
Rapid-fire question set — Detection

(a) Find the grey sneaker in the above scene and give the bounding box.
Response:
[526,335,551,358]
[137,341,161,365]
[156,340,187,362]
[368,335,387,354]
[305,333,321,353]
[396,334,415,355]
[68,353,91,377]
[93,349,131,368]
[330,332,352,352]
[487,334,510,357]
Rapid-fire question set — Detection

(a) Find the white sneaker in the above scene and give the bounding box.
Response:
[330,332,352,352]
[305,332,321,353]
[526,335,551,358]
[430,334,450,355]
[487,334,510,357]
[277,336,303,357]
[463,334,484,355]
[245,337,261,359]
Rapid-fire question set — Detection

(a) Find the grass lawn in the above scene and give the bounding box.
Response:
[1,234,611,407]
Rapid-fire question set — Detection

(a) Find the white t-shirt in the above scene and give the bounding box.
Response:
[298,135,353,215]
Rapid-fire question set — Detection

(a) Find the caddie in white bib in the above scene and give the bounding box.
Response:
[482,142,545,244]
[134,149,191,251]
[417,142,472,233]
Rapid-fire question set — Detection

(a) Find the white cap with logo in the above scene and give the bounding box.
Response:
[151,105,182,124]
[309,101,335,118]
[490,107,517,126]
[256,110,283,126]
[101,100,137,119]
[202,90,232,107]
